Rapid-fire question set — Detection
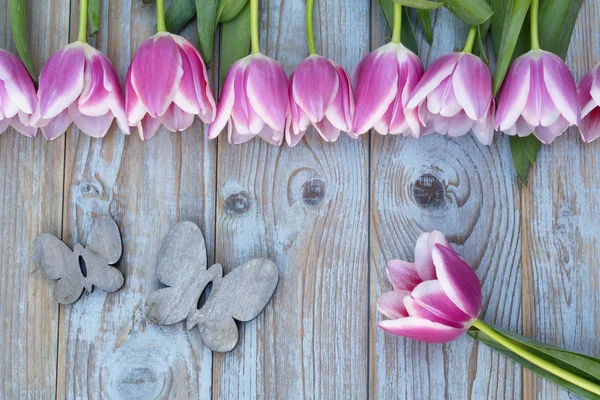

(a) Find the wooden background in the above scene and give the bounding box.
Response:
[0,0,598,398]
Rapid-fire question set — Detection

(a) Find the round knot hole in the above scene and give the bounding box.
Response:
[412,174,446,210]
[301,179,326,207]
[224,192,252,215]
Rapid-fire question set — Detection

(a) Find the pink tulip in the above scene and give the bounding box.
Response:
[577,63,600,143]
[378,231,482,343]
[352,43,424,137]
[0,50,37,137]
[286,55,354,146]
[406,53,495,145]
[208,53,288,145]
[32,42,128,140]
[495,50,580,144]
[126,32,216,141]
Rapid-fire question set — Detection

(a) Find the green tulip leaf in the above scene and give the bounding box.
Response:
[218,0,248,23]
[444,0,494,26]
[391,0,445,10]
[490,0,531,95]
[417,9,434,44]
[220,2,250,88]
[88,0,101,36]
[8,0,37,81]
[538,0,584,59]
[165,0,196,34]
[379,0,419,54]
[196,0,219,64]
[509,135,541,185]
[468,325,600,399]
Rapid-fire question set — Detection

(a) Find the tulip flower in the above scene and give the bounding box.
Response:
[285,0,354,146]
[208,0,288,145]
[0,50,37,137]
[378,232,482,343]
[406,28,495,145]
[32,42,129,140]
[577,63,600,143]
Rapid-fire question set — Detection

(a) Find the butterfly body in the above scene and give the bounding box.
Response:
[145,222,279,352]
[34,218,124,304]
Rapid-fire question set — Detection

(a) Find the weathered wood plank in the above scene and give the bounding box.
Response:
[0,0,70,398]
[369,6,523,399]
[55,0,216,398]
[212,0,371,398]
[522,2,600,399]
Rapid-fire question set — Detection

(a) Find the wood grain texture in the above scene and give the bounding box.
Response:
[369,6,523,400]
[0,0,70,398]
[55,0,216,398]
[212,0,370,398]
[522,2,600,399]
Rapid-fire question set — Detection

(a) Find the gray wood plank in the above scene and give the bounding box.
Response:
[0,0,70,398]
[522,2,600,399]
[55,1,216,398]
[369,6,523,399]
[212,0,371,398]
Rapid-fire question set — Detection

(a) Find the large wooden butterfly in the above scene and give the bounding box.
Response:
[34,218,124,304]
[145,222,279,352]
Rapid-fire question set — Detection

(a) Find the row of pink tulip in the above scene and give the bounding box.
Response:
[1,29,599,145]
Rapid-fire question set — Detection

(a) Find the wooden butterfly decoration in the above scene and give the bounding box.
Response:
[145,221,279,353]
[34,218,124,304]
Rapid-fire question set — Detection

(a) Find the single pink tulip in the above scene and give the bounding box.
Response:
[32,42,128,140]
[495,50,580,144]
[378,231,482,343]
[577,63,600,143]
[208,53,289,145]
[0,50,37,137]
[406,53,495,145]
[352,43,424,137]
[286,55,354,146]
[126,32,216,141]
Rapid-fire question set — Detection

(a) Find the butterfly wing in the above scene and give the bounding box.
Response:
[84,251,125,293]
[145,222,208,325]
[85,218,122,264]
[193,259,279,352]
[33,234,84,304]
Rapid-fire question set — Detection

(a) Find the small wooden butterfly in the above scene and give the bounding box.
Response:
[34,218,124,304]
[145,221,279,352]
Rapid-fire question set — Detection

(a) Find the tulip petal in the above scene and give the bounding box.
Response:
[314,117,341,142]
[0,50,37,114]
[495,55,531,131]
[472,102,495,145]
[534,116,570,144]
[378,290,410,319]
[38,43,86,119]
[0,119,9,133]
[406,53,458,110]
[414,231,448,281]
[325,63,354,135]
[446,112,475,137]
[246,55,289,132]
[522,58,560,128]
[9,117,36,137]
[40,109,73,140]
[577,68,596,118]
[427,76,461,118]
[228,119,254,144]
[378,316,466,343]
[137,115,162,141]
[410,280,472,324]
[69,104,114,138]
[159,103,195,132]
[386,260,421,291]
[78,52,111,117]
[126,66,147,126]
[353,46,399,135]
[579,107,600,143]
[589,65,600,109]
[258,125,284,146]
[543,51,580,125]
[292,56,339,124]
[432,244,482,319]
[452,53,492,121]
[0,80,19,118]
[131,33,183,118]
[208,60,239,139]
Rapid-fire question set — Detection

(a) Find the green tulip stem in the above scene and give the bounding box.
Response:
[77,0,89,42]
[530,0,540,50]
[391,3,402,44]
[462,26,477,53]
[472,320,600,396]
[156,0,167,32]
[250,0,260,54]
[306,0,317,55]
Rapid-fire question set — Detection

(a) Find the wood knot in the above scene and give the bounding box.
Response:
[80,182,100,198]
[301,179,326,207]
[223,191,252,215]
[412,174,446,210]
